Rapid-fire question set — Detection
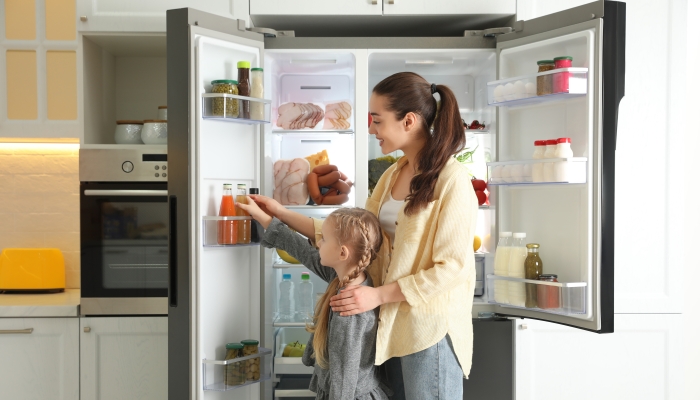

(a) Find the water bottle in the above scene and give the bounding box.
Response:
[297,272,314,322]
[278,273,295,321]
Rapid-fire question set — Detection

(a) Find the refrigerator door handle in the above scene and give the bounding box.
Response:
[168,195,178,307]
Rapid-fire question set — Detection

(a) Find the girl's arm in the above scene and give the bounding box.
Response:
[248,195,316,239]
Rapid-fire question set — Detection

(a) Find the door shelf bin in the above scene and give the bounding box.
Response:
[487,158,587,185]
[487,68,588,107]
[201,216,261,247]
[486,274,587,316]
[202,347,272,391]
[202,93,271,124]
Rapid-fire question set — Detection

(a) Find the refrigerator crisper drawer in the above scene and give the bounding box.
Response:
[487,67,588,107]
[202,348,272,391]
[274,327,314,376]
[486,274,587,316]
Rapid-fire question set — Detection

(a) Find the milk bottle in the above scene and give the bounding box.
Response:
[493,232,512,304]
[507,232,528,307]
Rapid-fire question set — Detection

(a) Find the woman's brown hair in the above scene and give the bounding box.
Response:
[306,207,383,369]
[373,72,465,215]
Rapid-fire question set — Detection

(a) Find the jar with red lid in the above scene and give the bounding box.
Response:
[537,274,560,309]
[553,56,573,93]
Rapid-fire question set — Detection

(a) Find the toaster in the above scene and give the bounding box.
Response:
[0,248,66,292]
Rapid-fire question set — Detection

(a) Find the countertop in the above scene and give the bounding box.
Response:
[0,289,80,317]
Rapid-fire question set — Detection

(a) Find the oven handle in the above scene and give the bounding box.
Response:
[168,195,177,308]
[84,190,168,197]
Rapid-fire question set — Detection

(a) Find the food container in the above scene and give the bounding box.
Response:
[537,274,560,309]
[210,80,239,118]
[114,120,144,144]
[224,343,246,387]
[241,339,260,381]
[536,60,555,96]
[141,120,168,145]
[553,56,573,93]
[158,106,167,121]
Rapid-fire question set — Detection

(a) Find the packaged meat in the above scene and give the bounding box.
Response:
[323,101,352,130]
[273,158,310,205]
[276,103,324,130]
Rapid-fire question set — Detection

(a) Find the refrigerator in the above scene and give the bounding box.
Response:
[166,1,625,399]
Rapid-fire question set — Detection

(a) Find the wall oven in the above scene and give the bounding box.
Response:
[80,146,168,315]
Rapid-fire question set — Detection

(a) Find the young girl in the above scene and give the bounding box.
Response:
[236,200,390,400]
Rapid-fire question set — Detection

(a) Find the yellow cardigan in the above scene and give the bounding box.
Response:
[313,156,478,377]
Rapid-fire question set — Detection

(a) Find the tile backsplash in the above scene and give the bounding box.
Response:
[0,144,80,288]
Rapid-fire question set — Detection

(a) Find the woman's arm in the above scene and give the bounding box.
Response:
[329,282,404,317]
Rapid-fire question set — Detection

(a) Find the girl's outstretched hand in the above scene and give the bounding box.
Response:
[329,285,383,316]
[248,195,286,219]
[236,196,273,229]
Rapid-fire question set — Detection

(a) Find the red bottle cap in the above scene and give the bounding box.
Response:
[546,139,558,145]
[557,137,571,144]
[534,140,546,146]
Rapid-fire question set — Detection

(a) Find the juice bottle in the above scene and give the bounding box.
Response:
[217,184,237,245]
[236,184,251,244]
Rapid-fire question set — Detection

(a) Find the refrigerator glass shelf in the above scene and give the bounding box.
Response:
[202,348,272,391]
[201,216,261,247]
[201,93,271,124]
[486,274,587,316]
[273,314,313,328]
[487,68,588,108]
[487,158,587,185]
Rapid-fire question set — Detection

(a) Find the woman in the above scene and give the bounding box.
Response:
[254,72,477,399]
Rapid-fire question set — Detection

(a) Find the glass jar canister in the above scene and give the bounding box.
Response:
[553,56,573,93]
[537,274,560,309]
[536,60,555,96]
[524,244,543,308]
[237,61,251,119]
[224,343,246,387]
[241,339,260,381]
[210,80,239,118]
[250,68,265,121]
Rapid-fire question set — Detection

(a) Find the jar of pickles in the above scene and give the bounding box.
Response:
[241,339,260,381]
[210,80,239,118]
[224,343,246,387]
[536,60,555,96]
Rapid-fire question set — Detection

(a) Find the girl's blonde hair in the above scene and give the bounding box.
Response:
[306,207,383,369]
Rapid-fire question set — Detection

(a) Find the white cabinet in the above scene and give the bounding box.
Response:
[382,0,514,16]
[77,0,244,32]
[250,0,382,16]
[0,318,79,400]
[80,317,167,400]
[514,315,684,400]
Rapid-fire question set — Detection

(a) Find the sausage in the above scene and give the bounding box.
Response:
[307,172,324,204]
[311,164,338,175]
[306,164,353,205]
[317,171,341,187]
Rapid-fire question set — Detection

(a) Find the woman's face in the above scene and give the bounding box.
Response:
[369,93,419,155]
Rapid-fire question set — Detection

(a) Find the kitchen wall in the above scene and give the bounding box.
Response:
[0,143,80,288]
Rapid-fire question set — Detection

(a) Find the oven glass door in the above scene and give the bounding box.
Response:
[80,182,168,298]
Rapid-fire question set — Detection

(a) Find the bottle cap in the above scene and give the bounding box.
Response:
[513,232,526,238]
[249,188,259,195]
[537,60,555,65]
[557,137,571,144]
[226,342,244,349]
[241,339,259,345]
[237,184,246,189]
[554,56,573,61]
[283,273,291,280]
[526,243,540,248]
[223,183,232,189]
[546,139,558,146]
[534,140,546,146]
[499,231,513,237]
[211,79,238,85]
[251,67,263,71]
[237,61,251,69]
[301,272,310,280]
[539,274,558,280]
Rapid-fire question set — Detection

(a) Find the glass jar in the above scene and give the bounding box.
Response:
[224,343,246,387]
[536,60,555,96]
[237,61,251,119]
[537,274,560,309]
[553,56,573,93]
[250,68,265,121]
[241,339,260,381]
[210,80,239,118]
[524,244,543,308]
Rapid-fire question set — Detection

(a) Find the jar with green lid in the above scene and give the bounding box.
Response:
[224,343,246,387]
[210,80,239,118]
[241,339,260,381]
[536,60,555,96]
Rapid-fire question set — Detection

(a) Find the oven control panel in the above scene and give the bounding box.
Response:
[80,147,168,182]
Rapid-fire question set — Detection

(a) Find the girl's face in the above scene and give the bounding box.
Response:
[318,218,349,268]
[369,94,419,155]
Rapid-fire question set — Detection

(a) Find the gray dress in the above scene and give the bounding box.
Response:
[262,218,391,400]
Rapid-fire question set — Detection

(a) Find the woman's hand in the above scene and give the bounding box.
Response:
[236,196,273,229]
[330,285,383,316]
[249,195,285,219]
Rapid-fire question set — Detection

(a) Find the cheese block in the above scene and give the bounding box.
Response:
[305,149,329,168]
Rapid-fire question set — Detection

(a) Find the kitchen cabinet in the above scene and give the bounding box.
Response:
[80,317,167,400]
[382,0,515,16]
[250,0,382,16]
[0,318,79,400]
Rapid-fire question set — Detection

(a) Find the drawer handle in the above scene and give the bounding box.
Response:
[84,327,91,333]
[0,328,33,334]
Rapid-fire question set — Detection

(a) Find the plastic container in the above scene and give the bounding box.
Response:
[241,339,261,381]
[531,140,547,183]
[235,184,251,244]
[297,272,314,322]
[553,56,573,93]
[536,60,555,95]
[141,120,167,145]
[279,274,295,321]
[217,184,237,245]
[537,274,560,309]
[210,80,239,118]
[542,139,558,182]
[524,244,543,308]
[237,61,251,119]
[507,233,527,307]
[250,68,265,121]
[554,137,574,181]
[493,232,512,304]
[224,343,246,387]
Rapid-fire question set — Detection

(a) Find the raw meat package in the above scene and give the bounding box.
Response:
[323,101,352,130]
[273,158,310,205]
[276,103,324,130]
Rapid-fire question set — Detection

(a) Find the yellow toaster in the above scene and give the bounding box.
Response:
[0,248,66,292]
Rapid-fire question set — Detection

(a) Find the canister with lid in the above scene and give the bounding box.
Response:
[553,56,573,93]
[224,343,246,387]
[241,339,260,381]
[537,274,560,309]
[536,60,555,96]
[210,80,239,118]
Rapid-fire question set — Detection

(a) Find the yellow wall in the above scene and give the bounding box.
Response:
[4,0,36,40]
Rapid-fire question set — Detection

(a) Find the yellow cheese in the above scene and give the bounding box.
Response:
[305,149,329,168]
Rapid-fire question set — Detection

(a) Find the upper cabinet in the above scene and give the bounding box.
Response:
[382,0,515,16]
[250,0,382,16]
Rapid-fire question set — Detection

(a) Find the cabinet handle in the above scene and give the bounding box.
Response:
[372,0,377,4]
[519,324,528,330]
[0,328,33,334]
[388,0,395,4]
[80,16,87,22]
[84,327,91,333]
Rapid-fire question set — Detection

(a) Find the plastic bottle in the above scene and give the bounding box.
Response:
[297,272,314,322]
[531,140,547,183]
[250,68,265,121]
[278,273,295,321]
[493,232,512,304]
[237,61,251,119]
[507,232,528,307]
[217,184,237,245]
[542,140,558,182]
[235,184,251,244]
[554,137,574,182]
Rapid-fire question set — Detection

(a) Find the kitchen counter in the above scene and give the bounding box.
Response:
[0,289,80,317]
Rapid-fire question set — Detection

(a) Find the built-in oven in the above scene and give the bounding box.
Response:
[79,146,168,315]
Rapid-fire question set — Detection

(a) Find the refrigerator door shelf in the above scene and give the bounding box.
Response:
[487,67,588,107]
[202,347,272,391]
[201,93,271,124]
[487,158,587,185]
[201,216,261,247]
[486,274,587,316]
[273,129,354,135]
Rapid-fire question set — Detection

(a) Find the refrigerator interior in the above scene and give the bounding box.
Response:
[491,28,597,319]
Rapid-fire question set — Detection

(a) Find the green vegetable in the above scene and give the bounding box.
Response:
[455,145,478,164]
[368,156,398,195]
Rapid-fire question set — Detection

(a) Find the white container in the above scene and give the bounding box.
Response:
[554,137,574,182]
[531,140,547,182]
[278,273,295,321]
[493,232,512,304]
[296,272,314,322]
[158,106,167,121]
[491,165,503,183]
[507,232,528,307]
[250,68,265,121]
[114,120,143,144]
[542,139,557,182]
[501,164,513,183]
[141,120,168,145]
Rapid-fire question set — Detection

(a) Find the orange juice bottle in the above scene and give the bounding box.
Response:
[217,184,237,245]
[235,184,251,244]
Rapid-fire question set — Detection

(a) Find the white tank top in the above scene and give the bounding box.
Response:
[379,193,405,243]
